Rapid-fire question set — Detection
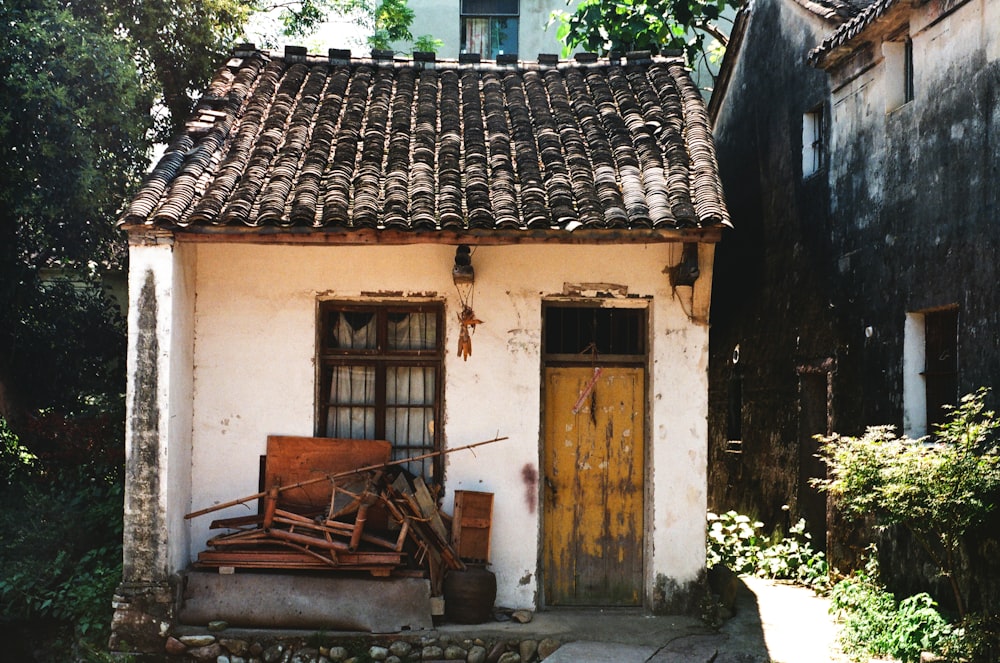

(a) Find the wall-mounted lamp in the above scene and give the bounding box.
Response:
[669,243,700,287]
[453,245,474,285]
[452,245,481,361]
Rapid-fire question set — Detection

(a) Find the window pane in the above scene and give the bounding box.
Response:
[386,366,435,405]
[388,311,438,351]
[387,406,435,478]
[462,0,518,16]
[329,365,375,405]
[318,302,444,480]
[492,18,518,57]
[326,311,377,350]
[386,407,434,447]
[386,367,435,475]
[326,406,376,439]
[544,306,645,355]
[462,17,518,59]
[325,365,376,437]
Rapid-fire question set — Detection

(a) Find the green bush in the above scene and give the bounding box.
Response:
[758,518,830,592]
[940,612,1000,663]
[816,388,1000,618]
[707,509,829,590]
[830,555,952,663]
[706,510,764,574]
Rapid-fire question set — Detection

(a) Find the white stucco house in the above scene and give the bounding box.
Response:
[110,44,730,652]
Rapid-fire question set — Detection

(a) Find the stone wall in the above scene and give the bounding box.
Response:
[709,0,1000,612]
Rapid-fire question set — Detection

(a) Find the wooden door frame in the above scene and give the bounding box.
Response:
[537,299,652,608]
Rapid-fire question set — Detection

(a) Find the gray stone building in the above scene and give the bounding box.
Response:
[708,0,1000,611]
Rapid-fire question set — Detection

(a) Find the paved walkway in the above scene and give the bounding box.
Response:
[470,576,846,663]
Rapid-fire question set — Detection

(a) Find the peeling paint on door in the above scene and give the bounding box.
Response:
[542,366,644,606]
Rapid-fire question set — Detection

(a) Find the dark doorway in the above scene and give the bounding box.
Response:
[797,370,830,550]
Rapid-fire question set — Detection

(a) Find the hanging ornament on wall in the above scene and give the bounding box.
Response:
[453,245,483,361]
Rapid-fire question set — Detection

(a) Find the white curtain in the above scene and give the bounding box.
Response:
[326,365,375,439]
[465,18,490,59]
[325,310,439,477]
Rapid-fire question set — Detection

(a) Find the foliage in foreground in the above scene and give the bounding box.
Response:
[830,554,952,663]
[0,419,124,661]
[815,388,1000,618]
[831,552,1000,663]
[706,509,829,591]
[705,513,1000,662]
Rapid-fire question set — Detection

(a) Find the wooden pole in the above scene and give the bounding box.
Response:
[184,435,508,520]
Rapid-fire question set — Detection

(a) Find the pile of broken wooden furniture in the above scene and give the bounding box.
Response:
[186,436,497,602]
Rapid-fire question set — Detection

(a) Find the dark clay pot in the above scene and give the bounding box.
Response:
[443,565,497,624]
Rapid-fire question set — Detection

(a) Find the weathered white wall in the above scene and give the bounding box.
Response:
[182,241,708,608]
[830,0,994,223]
[124,238,196,581]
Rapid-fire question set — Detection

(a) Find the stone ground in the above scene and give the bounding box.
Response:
[507,576,848,663]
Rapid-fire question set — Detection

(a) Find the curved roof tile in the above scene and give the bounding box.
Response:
[120,49,731,241]
[809,0,901,66]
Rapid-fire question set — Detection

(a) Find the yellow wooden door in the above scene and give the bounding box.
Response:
[542,366,644,606]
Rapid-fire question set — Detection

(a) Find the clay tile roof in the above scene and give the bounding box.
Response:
[789,0,874,22]
[808,0,901,66]
[120,49,731,242]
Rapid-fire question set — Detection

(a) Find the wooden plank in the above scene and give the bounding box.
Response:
[265,436,391,513]
[196,548,403,568]
[412,476,448,540]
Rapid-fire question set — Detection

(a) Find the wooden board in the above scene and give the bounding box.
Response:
[195,548,403,575]
[264,436,391,513]
[452,490,493,562]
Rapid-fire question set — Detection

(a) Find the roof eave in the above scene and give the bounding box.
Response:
[122,225,726,246]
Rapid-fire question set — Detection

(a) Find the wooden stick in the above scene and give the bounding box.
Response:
[185,435,508,520]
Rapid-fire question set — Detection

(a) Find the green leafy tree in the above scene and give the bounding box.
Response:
[0,0,251,655]
[260,0,419,54]
[116,0,256,140]
[552,0,739,75]
[0,0,148,422]
[0,0,257,419]
[367,0,415,50]
[816,389,1000,618]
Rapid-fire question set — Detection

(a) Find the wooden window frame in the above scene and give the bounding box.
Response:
[802,106,824,179]
[316,301,445,480]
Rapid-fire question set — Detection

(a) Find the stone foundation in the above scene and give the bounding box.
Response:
[159,632,564,663]
[109,581,177,654]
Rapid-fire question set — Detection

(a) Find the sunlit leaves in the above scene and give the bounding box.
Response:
[816,389,1000,617]
[551,0,739,74]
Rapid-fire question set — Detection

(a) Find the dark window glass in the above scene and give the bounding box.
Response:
[461,0,518,15]
[544,306,645,358]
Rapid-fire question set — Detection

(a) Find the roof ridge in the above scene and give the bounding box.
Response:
[232,43,689,72]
